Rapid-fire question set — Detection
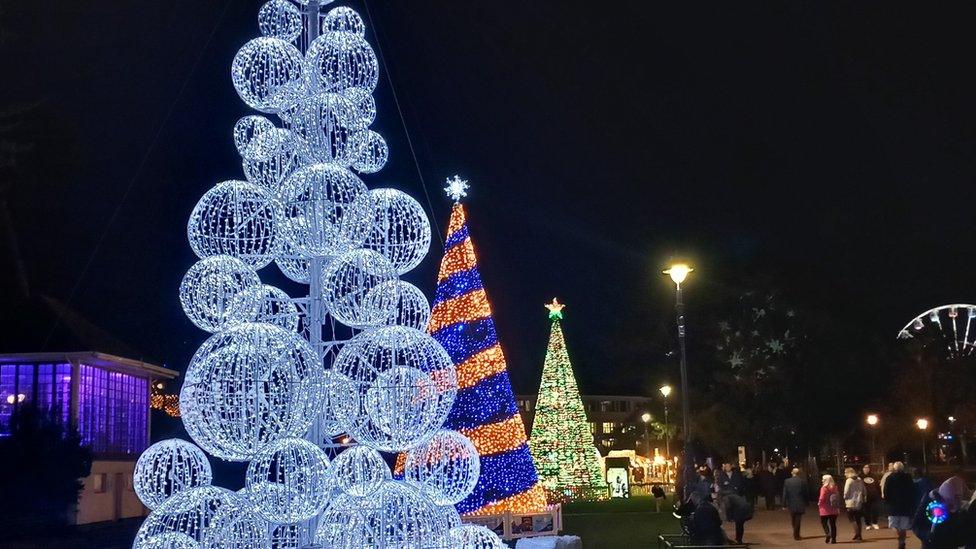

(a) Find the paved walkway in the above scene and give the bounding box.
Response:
[727,508,921,547]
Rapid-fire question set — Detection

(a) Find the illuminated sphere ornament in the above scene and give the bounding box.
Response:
[227,284,300,332]
[179,256,260,333]
[187,181,277,268]
[258,0,302,43]
[343,87,376,127]
[274,236,310,283]
[134,532,199,549]
[275,163,368,257]
[269,523,309,549]
[328,445,390,497]
[134,439,213,510]
[330,326,457,451]
[180,323,324,461]
[232,37,304,113]
[244,437,331,523]
[306,370,347,443]
[242,128,307,191]
[404,430,480,505]
[315,481,446,547]
[306,32,378,93]
[448,524,507,549]
[351,130,388,174]
[381,281,431,330]
[134,486,266,547]
[353,188,431,274]
[233,115,275,156]
[285,92,364,166]
[437,504,463,530]
[321,249,400,328]
[322,6,366,37]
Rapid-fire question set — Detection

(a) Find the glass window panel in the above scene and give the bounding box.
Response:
[0,365,16,434]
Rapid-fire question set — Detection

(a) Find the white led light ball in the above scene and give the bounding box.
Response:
[321,249,400,328]
[134,486,266,547]
[437,504,464,530]
[179,256,260,333]
[180,323,324,461]
[380,281,431,330]
[306,32,378,93]
[187,181,277,268]
[241,128,307,191]
[134,439,213,510]
[275,163,368,258]
[227,284,300,332]
[329,326,457,451]
[258,0,302,43]
[133,531,199,549]
[285,92,364,166]
[269,523,309,549]
[352,188,431,274]
[245,437,331,523]
[404,430,480,505]
[233,115,275,157]
[232,37,304,113]
[328,445,390,497]
[322,6,366,37]
[342,87,376,127]
[315,481,446,548]
[351,130,388,174]
[274,237,310,283]
[449,524,507,549]
[305,369,347,444]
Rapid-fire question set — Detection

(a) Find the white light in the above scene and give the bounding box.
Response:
[444,175,470,202]
[659,384,672,398]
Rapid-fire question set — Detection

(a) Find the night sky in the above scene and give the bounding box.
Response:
[2,1,975,398]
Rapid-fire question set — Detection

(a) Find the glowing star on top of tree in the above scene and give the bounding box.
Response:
[426,178,548,515]
[529,298,605,501]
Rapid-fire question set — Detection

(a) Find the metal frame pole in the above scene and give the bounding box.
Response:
[676,283,692,499]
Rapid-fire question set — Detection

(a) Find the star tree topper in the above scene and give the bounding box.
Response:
[444,175,469,202]
[545,298,565,320]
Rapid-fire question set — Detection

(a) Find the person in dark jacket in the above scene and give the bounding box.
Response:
[774,464,790,507]
[783,467,809,540]
[862,464,882,530]
[758,464,777,510]
[885,462,917,549]
[725,492,754,544]
[688,495,725,546]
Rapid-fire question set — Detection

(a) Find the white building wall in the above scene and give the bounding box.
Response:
[74,460,146,524]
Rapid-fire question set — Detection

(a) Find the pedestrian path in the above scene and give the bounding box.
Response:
[726,507,921,547]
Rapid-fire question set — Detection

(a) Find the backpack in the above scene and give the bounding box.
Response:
[829,491,841,509]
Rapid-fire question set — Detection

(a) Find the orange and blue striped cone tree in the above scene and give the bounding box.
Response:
[427,192,548,515]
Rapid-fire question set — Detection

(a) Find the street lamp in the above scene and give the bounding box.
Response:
[641,412,652,459]
[660,385,672,459]
[916,418,929,474]
[866,414,879,465]
[663,262,693,498]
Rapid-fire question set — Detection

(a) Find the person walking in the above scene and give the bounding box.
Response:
[819,474,841,544]
[884,462,916,549]
[775,463,789,507]
[937,466,970,513]
[758,464,777,510]
[912,467,933,510]
[783,467,809,540]
[724,490,754,544]
[844,467,866,541]
[861,464,881,530]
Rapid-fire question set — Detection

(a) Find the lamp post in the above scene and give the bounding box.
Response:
[663,262,693,498]
[916,418,929,474]
[866,413,879,466]
[641,412,652,459]
[660,384,672,459]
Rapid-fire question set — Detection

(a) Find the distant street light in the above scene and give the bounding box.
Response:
[917,418,930,474]
[663,262,693,498]
[660,385,672,459]
[641,412,652,460]
[866,414,879,465]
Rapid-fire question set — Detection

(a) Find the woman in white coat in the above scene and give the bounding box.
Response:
[843,467,866,541]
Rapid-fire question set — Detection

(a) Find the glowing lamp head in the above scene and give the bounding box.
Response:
[948,416,956,423]
[866,414,879,426]
[659,385,672,398]
[663,263,693,286]
[916,418,929,431]
[641,412,652,423]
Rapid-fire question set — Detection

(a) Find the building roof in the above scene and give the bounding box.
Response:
[0,351,178,380]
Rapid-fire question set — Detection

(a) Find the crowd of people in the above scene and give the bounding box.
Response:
[680,459,976,548]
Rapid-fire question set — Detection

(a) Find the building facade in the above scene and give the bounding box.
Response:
[0,352,177,524]
[517,394,663,455]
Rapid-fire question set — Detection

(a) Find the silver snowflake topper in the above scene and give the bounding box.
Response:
[444,175,469,202]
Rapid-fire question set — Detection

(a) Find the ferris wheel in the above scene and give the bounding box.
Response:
[897,304,976,359]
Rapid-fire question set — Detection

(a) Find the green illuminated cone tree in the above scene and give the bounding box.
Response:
[529,298,605,500]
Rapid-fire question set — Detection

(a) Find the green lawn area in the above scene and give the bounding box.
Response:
[561,496,681,548]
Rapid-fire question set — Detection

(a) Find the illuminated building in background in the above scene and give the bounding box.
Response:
[0,352,177,524]
[528,301,606,500]
[429,185,547,515]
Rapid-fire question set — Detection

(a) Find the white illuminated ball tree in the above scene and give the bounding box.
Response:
[245,437,331,523]
[449,524,508,549]
[404,430,480,506]
[139,2,510,547]
[134,439,213,510]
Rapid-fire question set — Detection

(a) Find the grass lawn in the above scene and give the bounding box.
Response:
[560,496,682,548]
